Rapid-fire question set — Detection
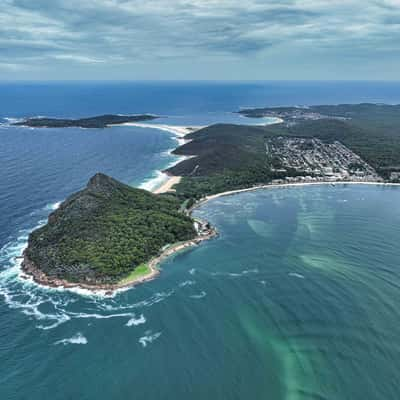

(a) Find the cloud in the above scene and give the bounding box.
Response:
[0,0,399,78]
[52,54,105,63]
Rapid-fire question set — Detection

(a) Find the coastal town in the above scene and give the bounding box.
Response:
[266,136,381,183]
[239,106,348,124]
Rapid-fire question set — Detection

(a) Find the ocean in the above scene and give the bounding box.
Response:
[1,81,400,399]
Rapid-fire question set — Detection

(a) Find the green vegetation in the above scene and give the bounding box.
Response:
[118,264,151,284]
[265,121,400,179]
[240,104,400,179]
[25,104,400,286]
[25,173,196,284]
[167,124,302,199]
[14,114,158,128]
[168,104,400,199]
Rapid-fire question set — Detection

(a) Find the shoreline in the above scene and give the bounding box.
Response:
[153,175,182,194]
[20,225,217,295]
[18,123,203,294]
[125,123,201,193]
[195,180,400,205]
[20,180,399,295]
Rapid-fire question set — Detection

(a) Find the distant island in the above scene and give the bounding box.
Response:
[14,114,158,128]
[22,103,400,291]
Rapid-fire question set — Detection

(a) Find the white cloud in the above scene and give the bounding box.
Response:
[52,54,105,63]
[0,0,399,78]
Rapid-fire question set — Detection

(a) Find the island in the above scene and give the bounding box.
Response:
[22,173,215,290]
[13,114,158,128]
[21,103,400,291]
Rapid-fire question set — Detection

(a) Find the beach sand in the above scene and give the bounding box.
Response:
[154,175,182,194]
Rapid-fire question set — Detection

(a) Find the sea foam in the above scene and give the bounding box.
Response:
[126,314,146,327]
[54,333,88,346]
[138,330,162,347]
[189,291,207,299]
[289,272,305,279]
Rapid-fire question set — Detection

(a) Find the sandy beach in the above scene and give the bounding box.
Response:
[191,181,400,210]
[119,122,202,140]
[153,175,182,193]
[119,122,204,194]
[125,123,202,194]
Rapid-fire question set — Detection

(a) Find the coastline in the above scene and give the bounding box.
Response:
[18,123,203,294]
[195,180,400,205]
[153,175,182,194]
[17,122,400,295]
[124,123,201,193]
[21,224,217,295]
[20,179,399,295]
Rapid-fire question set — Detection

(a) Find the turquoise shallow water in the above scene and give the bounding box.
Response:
[1,184,400,399]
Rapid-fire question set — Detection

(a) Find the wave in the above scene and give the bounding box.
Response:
[138,330,162,347]
[289,272,305,279]
[44,201,62,211]
[139,170,170,192]
[130,290,175,308]
[126,314,146,327]
[211,268,259,278]
[178,280,196,287]
[0,117,23,127]
[0,229,149,329]
[54,333,87,346]
[124,123,190,192]
[67,310,136,319]
[189,291,207,299]
[138,152,187,192]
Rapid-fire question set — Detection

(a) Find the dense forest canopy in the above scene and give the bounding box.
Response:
[25,173,196,283]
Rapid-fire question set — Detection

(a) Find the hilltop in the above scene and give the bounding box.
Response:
[22,173,196,287]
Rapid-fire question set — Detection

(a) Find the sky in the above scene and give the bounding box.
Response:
[0,0,399,80]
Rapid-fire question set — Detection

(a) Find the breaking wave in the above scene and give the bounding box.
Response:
[178,280,196,287]
[139,330,162,347]
[189,291,207,299]
[54,332,88,346]
[126,314,146,327]
[288,272,305,279]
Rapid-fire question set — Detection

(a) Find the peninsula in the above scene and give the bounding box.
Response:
[14,114,158,128]
[22,173,214,290]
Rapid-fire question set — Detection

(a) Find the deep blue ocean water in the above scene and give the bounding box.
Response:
[1,81,400,399]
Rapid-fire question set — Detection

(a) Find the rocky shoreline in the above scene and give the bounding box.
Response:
[21,224,217,294]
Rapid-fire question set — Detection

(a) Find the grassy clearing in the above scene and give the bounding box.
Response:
[119,263,151,284]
